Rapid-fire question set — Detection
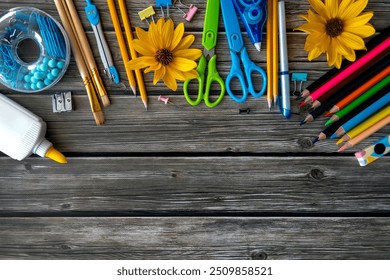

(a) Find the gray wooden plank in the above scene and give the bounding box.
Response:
[0,217,389,259]
[1,156,389,213]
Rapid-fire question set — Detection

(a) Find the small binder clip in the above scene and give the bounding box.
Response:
[174,1,198,22]
[52,91,72,113]
[291,72,308,96]
[156,0,172,18]
[138,6,155,24]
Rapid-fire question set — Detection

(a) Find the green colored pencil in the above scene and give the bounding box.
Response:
[325,75,390,126]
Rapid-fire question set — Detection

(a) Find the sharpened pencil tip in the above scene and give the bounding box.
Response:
[336,138,343,145]
[330,133,337,139]
[299,101,306,108]
[324,112,332,117]
[338,145,347,153]
[299,120,306,126]
[312,137,319,144]
[130,85,137,96]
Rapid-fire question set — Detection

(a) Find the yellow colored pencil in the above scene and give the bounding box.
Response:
[338,114,390,152]
[272,0,278,105]
[337,105,390,144]
[266,0,273,111]
[118,0,148,110]
[107,0,137,95]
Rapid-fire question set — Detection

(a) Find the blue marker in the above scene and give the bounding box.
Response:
[233,0,267,51]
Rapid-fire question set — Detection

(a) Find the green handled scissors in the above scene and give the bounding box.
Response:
[183,0,225,108]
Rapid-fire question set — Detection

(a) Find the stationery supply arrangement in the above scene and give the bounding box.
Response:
[0,0,388,166]
[299,28,390,166]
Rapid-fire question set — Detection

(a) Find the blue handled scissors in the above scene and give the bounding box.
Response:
[220,0,267,103]
[183,0,225,108]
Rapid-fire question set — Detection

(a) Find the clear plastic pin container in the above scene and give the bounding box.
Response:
[0,7,70,93]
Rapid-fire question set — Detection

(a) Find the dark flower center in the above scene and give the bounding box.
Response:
[325,18,344,37]
[155,48,173,65]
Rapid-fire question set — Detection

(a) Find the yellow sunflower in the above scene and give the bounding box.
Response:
[295,0,376,68]
[127,18,202,91]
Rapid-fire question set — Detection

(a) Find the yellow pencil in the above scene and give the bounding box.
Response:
[107,0,137,95]
[266,0,273,111]
[337,105,390,145]
[118,0,148,110]
[272,0,279,105]
[338,115,390,152]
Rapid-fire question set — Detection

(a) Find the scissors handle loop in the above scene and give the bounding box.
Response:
[240,47,267,98]
[183,55,206,106]
[204,55,225,108]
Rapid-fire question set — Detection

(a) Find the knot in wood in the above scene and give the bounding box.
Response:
[309,169,325,180]
[250,250,268,260]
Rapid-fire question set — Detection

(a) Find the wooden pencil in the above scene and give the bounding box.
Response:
[118,0,148,110]
[107,0,137,95]
[266,0,273,111]
[272,0,278,105]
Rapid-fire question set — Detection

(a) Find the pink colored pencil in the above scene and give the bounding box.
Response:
[301,37,390,105]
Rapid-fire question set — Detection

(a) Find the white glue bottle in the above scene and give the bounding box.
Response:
[0,92,67,164]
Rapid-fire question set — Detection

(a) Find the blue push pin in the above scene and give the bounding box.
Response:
[156,0,172,18]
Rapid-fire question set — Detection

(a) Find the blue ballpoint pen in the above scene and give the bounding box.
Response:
[278,0,291,118]
[233,0,267,51]
[85,0,120,84]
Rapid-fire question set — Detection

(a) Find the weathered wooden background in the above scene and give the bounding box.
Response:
[0,0,389,259]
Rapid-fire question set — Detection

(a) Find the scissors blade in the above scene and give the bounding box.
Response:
[202,0,220,51]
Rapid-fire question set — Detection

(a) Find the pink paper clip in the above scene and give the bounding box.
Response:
[183,4,198,22]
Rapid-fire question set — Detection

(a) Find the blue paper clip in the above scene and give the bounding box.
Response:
[291,72,308,95]
[156,0,173,18]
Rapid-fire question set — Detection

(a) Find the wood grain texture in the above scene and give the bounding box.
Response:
[0,0,389,260]
[1,156,390,213]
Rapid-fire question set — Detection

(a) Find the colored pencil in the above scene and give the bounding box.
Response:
[312,57,390,109]
[300,27,390,99]
[266,0,273,110]
[314,90,390,143]
[300,36,390,106]
[338,115,390,152]
[332,91,390,138]
[107,0,137,95]
[325,80,390,126]
[272,0,278,105]
[326,65,390,115]
[337,105,390,144]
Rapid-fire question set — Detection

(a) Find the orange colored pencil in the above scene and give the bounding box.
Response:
[272,0,278,105]
[326,65,390,115]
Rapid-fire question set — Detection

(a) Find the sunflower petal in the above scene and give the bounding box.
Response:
[171,22,185,51]
[162,19,174,49]
[340,0,369,19]
[133,39,156,56]
[126,56,155,70]
[175,35,195,50]
[325,0,339,18]
[307,47,323,61]
[344,23,376,38]
[339,32,366,49]
[173,49,202,60]
[135,27,149,42]
[170,57,197,72]
[163,72,178,91]
[166,65,187,81]
[344,12,374,28]
[153,66,166,85]
[308,0,327,18]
